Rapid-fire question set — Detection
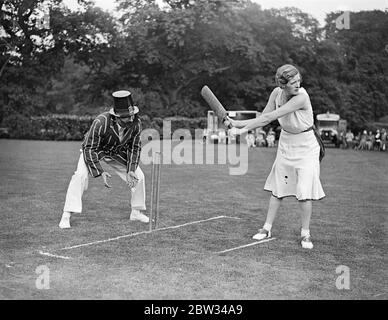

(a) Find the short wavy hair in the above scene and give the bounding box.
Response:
[275,64,301,87]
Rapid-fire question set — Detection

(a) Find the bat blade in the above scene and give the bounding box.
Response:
[201,85,232,129]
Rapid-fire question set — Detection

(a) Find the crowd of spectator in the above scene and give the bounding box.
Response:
[246,128,277,148]
[245,127,388,152]
[341,128,387,151]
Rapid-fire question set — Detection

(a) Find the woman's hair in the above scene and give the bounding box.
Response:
[275,64,301,86]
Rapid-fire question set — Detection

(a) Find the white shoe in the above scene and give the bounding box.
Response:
[59,216,71,229]
[301,236,313,249]
[130,209,149,223]
[252,228,271,240]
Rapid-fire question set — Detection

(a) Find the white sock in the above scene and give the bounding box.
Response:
[62,211,71,219]
[301,228,310,238]
[263,223,272,231]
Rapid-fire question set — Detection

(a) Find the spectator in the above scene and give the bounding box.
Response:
[256,129,267,147]
[345,129,354,149]
[210,133,219,143]
[353,132,361,150]
[381,129,387,151]
[366,131,374,151]
[218,129,227,144]
[374,129,382,151]
[339,131,346,149]
[357,130,368,150]
[266,127,276,147]
[246,131,256,148]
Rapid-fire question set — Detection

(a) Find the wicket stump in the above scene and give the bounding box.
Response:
[149,152,162,231]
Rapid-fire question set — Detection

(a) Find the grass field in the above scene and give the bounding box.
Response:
[0,139,387,300]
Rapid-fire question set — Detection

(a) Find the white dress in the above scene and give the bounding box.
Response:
[264,87,325,201]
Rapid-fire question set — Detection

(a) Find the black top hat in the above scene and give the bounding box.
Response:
[110,90,139,117]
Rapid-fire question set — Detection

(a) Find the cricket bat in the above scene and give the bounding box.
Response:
[201,85,232,129]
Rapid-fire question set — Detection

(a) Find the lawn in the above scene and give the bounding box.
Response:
[0,139,387,300]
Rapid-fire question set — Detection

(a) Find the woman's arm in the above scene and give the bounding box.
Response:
[228,118,250,128]
[237,93,308,133]
[228,88,278,128]
[261,88,278,115]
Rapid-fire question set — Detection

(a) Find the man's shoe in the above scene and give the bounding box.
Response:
[59,216,71,229]
[301,236,313,249]
[252,228,271,240]
[59,211,71,229]
[130,209,149,223]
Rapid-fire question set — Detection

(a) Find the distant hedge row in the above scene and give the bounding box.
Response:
[0,114,207,140]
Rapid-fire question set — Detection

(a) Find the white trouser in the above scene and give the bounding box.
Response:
[63,152,146,213]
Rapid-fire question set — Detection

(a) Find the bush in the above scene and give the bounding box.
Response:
[3,114,39,139]
[164,116,207,138]
[1,114,208,140]
[142,116,207,138]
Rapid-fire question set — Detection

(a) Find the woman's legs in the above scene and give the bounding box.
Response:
[253,195,282,240]
[298,200,312,231]
[253,196,314,249]
[298,200,313,249]
[263,195,283,229]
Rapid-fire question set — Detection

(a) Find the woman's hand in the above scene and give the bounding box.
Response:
[227,117,239,128]
[229,127,248,138]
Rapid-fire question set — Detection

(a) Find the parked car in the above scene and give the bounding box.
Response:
[0,127,10,139]
[316,112,347,148]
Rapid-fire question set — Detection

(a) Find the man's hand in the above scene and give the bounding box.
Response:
[126,171,139,189]
[101,171,112,188]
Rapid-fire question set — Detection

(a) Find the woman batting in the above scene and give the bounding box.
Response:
[228,64,325,249]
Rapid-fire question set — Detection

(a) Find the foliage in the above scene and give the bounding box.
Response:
[1,113,207,140]
[0,0,118,121]
[1,0,387,132]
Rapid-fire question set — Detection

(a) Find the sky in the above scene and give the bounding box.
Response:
[64,0,388,25]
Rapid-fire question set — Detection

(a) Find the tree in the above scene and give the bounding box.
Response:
[100,1,265,116]
[322,10,388,127]
[0,0,118,121]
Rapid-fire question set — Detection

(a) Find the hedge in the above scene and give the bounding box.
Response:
[1,114,207,140]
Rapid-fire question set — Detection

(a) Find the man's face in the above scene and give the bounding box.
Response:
[116,114,134,127]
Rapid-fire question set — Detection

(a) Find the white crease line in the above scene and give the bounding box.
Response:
[214,237,276,254]
[60,215,242,251]
[373,292,387,297]
[0,285,17,291]
[38,250,72,260]
[225,216,242,220]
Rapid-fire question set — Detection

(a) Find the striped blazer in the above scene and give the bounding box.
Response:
[81,112,142,178]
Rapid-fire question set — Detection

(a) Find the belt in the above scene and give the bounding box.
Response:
[282,126,314,134]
